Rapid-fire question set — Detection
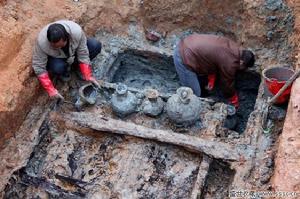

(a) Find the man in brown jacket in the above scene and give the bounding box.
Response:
[32,20,101,100]
[173,34,255,108]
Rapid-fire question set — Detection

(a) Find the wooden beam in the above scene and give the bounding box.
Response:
[190,155,212,199]
[52,112,253,161]
[0,107,50,195]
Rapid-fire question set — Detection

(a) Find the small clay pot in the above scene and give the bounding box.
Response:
[75,83,98,110]
[111,83,138,117]
[142,89,164,117]
[223,105,237,130]
[166,87,204,126]
[226,105,236,116]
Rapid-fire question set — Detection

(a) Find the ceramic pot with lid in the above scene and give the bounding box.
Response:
[142,89,164,117]
[166,87,204,125]
[111,83,138,117]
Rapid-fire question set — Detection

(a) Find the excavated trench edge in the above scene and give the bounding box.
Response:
[1,14,295,195]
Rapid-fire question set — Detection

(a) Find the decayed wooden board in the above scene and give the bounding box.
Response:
[52,112,253,161]
[0,106,50,196]
[190,155,212,199]
[231,88,273,191]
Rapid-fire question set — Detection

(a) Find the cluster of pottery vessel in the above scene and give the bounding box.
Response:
[111,84,165,118]
[76,83,213,126]
[110,84,209,126]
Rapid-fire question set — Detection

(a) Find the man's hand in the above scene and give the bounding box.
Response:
[79,63,101,88]
[205,74,216,91]
[51,92,65,101]
[38,72,59,97]
[229,92,239,109]
[205,84,214,91]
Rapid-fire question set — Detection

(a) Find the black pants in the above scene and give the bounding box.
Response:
[47,38,102,75]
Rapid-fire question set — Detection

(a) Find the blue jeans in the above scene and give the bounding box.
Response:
[47,38,102,75]
[173,45,201,97]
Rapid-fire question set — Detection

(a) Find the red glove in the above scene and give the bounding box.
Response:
[229,92,239,108]
[207,74,216,91]
[38,72,58,97]
[79,63,95,81]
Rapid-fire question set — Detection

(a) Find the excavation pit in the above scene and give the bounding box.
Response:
[105,49,261,133]
[1,43,288,199]
[3,47,262,197]
[0,0,297,197]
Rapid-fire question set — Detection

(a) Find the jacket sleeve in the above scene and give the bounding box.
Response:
[32,41,48,76]
[76,31,90,65]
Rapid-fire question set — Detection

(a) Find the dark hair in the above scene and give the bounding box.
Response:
[241,50,255,68]
[47,23,68,43]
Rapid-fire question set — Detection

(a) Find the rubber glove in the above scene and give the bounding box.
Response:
[79,63,100,88]
[38,72,58,97]
[206,74,216,91]
[229,92,239,109]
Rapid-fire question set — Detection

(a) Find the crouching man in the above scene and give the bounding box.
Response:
[173,34,255,108]
[32,20,102,100]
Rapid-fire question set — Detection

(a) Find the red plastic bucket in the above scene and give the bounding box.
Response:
[262,67,294,104]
